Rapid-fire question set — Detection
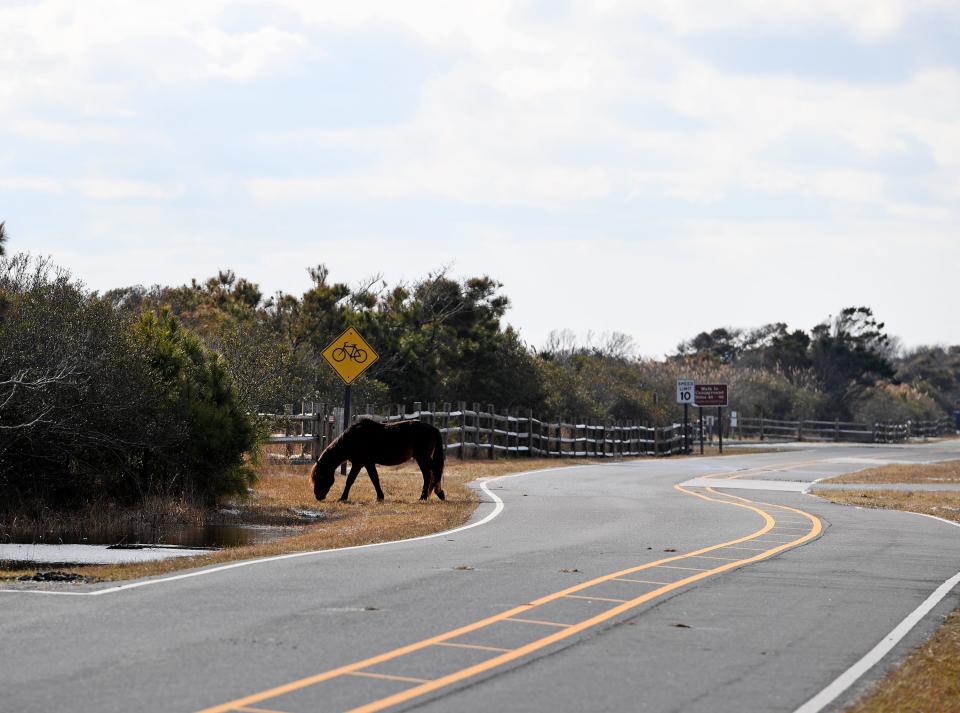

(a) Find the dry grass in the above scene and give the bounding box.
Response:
[823,460,960,485]
[815,489,960,523]
[844,611,960,712]
[811,462,960,712]
[0,457,574,582]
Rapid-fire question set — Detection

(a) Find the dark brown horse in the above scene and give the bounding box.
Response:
[310,418,446,502]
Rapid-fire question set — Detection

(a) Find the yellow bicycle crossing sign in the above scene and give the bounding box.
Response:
[321,326,379,385]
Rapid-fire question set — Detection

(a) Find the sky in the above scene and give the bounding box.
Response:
[3,1,959,358]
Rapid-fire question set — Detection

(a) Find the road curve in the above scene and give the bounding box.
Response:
[2,442,958,713]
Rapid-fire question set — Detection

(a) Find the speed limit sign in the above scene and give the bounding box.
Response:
[676,378,695,405]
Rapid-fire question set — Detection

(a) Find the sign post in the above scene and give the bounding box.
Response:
[321,326,379,473]
[676,379,695,455]
[694,384,729,455]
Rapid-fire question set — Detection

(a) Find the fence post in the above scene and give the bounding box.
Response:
[442,402,450,454]
[654,424,660,456]
[319,403,327,450]
[472,402,481,458]
[458,401,466,460]
[760,415,765,441]
[797,420,803,442]
[413,401,422,419]
[527,410,534,458]
[834,418,840,442]
[488,404,496,460]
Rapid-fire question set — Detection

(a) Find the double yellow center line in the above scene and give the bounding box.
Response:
[197,483,822,713]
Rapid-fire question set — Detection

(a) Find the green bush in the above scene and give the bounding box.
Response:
[134,309,257,502]
[0,255,256,506]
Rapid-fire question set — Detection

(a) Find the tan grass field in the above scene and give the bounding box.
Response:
[811,460,960,712]
[823,460,960,485]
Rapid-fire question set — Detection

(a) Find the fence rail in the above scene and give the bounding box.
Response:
[262,400,692,462]
[261,400,955,463]
[736,416,953,444]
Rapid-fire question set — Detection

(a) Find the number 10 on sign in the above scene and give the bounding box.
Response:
[676,379,695,405]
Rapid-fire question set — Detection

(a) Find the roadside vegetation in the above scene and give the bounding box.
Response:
[1,222,958,555]
[812,461,960,712]
[1,457,566,582]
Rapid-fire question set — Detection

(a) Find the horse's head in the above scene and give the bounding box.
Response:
[310,453,337,501]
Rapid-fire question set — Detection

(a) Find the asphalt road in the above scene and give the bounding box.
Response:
[3,441,960,713]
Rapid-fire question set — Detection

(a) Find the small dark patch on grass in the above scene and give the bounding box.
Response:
[18,570,92,583]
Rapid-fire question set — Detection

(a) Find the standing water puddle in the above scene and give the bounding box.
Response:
[4,523,301,549]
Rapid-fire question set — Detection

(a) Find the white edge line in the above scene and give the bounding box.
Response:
[0,464,591,597]
[793,511,960,713]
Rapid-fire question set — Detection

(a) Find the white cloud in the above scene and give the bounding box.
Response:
[76,178,185,201]
[4,1,960,353]
[0,176,63,193]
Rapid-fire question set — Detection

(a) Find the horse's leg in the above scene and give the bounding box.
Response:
[365,463,384,501]
[415,456,431,500]
[339,462,362,502]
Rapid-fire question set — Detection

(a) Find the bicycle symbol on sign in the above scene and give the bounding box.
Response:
[332,342,368,364]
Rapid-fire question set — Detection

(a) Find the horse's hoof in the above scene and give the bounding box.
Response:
[436,490,445,501]
[377,495,384,501]
[339,497,349,502]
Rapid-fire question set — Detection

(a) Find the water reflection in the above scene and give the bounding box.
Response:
[6,523,299,549]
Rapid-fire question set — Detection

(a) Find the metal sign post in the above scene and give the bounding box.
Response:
[694,384,729,456]
[676,378,695,455]
[699,406,704,454]
[321,326,379,475]
[717,406,723,454]
[341,385,352,474]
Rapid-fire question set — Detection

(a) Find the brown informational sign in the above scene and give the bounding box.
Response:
[694,384,728,407]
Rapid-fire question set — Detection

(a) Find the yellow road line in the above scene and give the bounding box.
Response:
[233,706,290,713]
[505,617,572,628]
[701,457,827,481]
[196,485,821,713]
[692,555,742,561]
[564,594,630,603]
[346,672,429,684]
[434,642,512,653]
[655,565,709,571]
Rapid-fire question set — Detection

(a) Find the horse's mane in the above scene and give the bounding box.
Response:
[312,418,384,477]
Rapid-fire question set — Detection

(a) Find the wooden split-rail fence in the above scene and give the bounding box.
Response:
[735,416,954,444]
[262,401,956,463]
[263,401,692,462]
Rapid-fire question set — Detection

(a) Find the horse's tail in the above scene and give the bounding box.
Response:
[430,427,446,500]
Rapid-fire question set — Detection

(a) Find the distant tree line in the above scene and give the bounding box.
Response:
[106,263,955,427]
[1,229,956,507]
